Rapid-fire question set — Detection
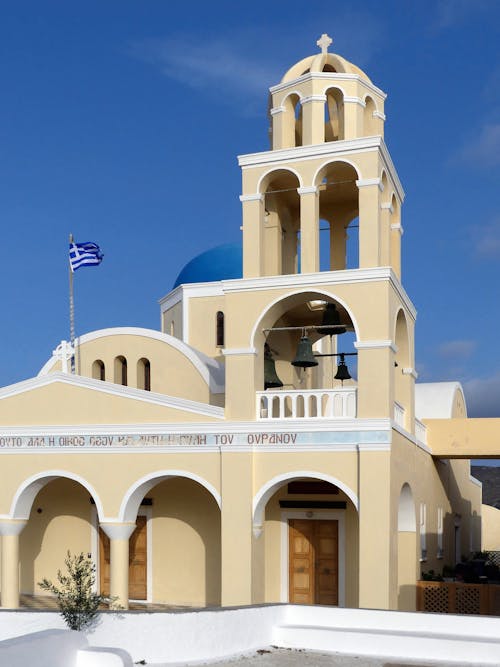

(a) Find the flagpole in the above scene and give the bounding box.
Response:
[69,233,76,374]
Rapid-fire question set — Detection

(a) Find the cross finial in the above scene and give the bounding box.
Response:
[316,33,332,55]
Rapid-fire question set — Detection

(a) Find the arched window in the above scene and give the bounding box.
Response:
[114,356,127,386]
[137,358,151,391]
[92,359,105,381]
[216,311,225,347]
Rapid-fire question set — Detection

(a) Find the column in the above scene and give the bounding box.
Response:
[223,349,259,421]
[379,202,392,266]
[343,98,364,140]
[99,522,136,609]
[241,194,265,278]
[330,212,351,270]
[300,95,326,145]
[270,106,288,150]
[0,520,27,608]
[358,451,394,609]
[357,179,381,268]
[220,451,254,606]
[355,342,395,419]
[391,223,403,280]
[298,186,319,274]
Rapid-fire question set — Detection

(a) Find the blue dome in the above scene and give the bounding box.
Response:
[173,243,243,288]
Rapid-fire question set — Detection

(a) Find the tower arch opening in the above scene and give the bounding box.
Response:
[324,87,345,142]
[315,161,360,271]
[260,169,301,276]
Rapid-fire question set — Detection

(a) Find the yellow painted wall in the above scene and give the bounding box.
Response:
[149,478,221,606]
[19,479,93,595]
[481,504,500,551]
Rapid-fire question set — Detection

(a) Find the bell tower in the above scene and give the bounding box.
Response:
[235,35,415,430]
[239,34,403,281]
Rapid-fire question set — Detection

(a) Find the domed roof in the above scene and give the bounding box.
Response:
[281,36,371,84]
[173,243,242,288]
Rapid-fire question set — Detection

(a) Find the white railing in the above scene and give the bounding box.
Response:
[415,418,428,444]
[394,401,406,428]
[257,388,357,420]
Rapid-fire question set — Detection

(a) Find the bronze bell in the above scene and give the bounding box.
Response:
[334,353,351,382]
[292,335,318,368]
[264,343,283,389]
[321,302,346,336]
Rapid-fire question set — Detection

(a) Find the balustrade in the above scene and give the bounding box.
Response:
[257,388,356,420]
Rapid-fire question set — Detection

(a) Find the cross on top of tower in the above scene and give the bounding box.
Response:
[316,33,332,55]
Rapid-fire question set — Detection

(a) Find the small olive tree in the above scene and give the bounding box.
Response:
[39,551,113,631]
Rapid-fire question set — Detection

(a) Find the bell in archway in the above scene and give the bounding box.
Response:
[321,302,346,336]
[292,335,318,368]
[334,353,351,383]
[264,343,283,389]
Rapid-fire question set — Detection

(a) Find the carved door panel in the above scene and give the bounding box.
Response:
[288,519,338,605]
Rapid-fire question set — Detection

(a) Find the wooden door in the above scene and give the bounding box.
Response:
[99,515,147,600]
[288,519,338,605]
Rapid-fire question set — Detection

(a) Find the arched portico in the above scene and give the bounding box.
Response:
[252,471,359,608]
[1,471,104,609]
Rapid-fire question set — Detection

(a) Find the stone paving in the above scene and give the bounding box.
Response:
[150,647,493,667]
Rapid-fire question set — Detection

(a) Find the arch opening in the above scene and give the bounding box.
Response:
[120,472,221,607]
[324,87,344,142]
[252,471,359,607]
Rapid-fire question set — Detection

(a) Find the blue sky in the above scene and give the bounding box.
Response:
[0,1,499,418]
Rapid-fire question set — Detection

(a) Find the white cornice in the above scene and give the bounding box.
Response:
[37,327,225,394]
[0,417,393,437]
[0,373,225,419]
[269,72,387,101]
[238,137,405,203]
[270,106,285,115]
[238,136,382,168]
[157,267,416,323]
[373,111,386,121]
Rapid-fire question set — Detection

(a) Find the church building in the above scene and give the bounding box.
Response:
[0,36,485,613]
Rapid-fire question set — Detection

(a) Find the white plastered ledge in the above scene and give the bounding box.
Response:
[414,381,467,419]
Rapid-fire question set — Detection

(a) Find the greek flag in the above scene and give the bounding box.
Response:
[69,241,104,272]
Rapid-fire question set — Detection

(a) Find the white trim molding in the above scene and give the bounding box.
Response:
[343,96,365,107]
[380,202,394,213]
[239,193,264,202]
[391,223,404,235]
[3,372,224,419]
[355,340,397,353]
[300,94,327,105]
[222,347,257,356]
[297,186,318,195]
[356,178,381,188]
[269,72,387,101]
[402,368,419,379]
[373,110,386,121]
[270,106,285,116]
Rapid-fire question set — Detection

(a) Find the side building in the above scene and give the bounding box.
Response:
[0,37,484,612]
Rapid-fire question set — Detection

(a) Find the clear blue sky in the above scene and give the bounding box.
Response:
[0,1,499,418]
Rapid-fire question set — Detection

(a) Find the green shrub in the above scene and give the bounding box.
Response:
[39,551,114,631]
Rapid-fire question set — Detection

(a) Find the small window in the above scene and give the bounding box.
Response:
[137,358,151,391]
[114,356,127,386]
[92,359,105,381]
[216,311,225,347]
